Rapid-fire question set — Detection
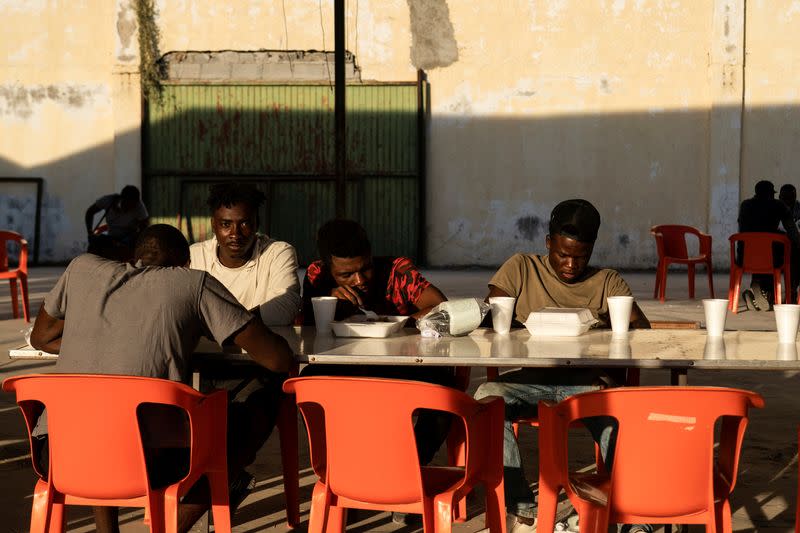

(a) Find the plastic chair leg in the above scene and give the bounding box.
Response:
[688,263,696,299]
[9,279,19,319]
[277,395,300,528]
[208,470,232,533]
[20,274,30,322]
[308,482,331,533]
[706,261,715,298]
[447,422,468,521]
[433,493,455,533]
[775,273,783,306]
[30,479,53,533]
[653,263,661,299]
[729,270,742,313]
[46,501,65,533]
[484,478,506,533]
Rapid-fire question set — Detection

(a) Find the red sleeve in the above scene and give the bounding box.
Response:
[388,257,431,311]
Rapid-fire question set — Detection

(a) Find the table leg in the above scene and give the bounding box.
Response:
[670,368,688,386]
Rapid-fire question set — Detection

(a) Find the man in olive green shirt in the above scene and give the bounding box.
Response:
[475,199,650,533]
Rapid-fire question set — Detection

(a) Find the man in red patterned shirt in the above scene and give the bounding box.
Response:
[301,220,453,526]
[302,219,446,324]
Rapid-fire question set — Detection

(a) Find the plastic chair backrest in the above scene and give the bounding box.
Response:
[2,374,209,500]
[285,376,476,506]
[553,387,763,518]
[652,225,691,259]
[0,230,27,274]
[729,232,790,272]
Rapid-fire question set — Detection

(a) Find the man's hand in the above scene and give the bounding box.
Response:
[233,318,293,373]
[30,304,64,354]
[331,285,365,307]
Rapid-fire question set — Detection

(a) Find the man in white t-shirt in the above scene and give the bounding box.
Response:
[189,183,301,326]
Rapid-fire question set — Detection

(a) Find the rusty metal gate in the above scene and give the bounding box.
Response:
[143,82,426,265]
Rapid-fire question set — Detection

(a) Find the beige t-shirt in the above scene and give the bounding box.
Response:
[189,235,301,326]
[489,253,633,325]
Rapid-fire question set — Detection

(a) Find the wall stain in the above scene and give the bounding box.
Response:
[0,84,98,119]
[407,0,459,70]
[516,216,542,241]
[117,1,138,62]
[618,234,630,247]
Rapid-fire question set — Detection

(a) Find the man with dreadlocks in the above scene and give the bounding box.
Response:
[189,182,301,325]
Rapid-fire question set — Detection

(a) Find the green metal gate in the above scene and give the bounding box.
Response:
[143,82,426,265]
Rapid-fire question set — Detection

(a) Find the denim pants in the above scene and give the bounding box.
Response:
[473,368,616,520]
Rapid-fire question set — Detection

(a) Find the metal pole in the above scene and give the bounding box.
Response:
[334,0,346,218]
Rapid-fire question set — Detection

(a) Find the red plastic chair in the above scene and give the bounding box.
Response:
[728,232,792,312]
[0,230,30,321]
[651,225,714,302]
[284,376,507,533]
[536,386,764,533]
[2,374,231,533]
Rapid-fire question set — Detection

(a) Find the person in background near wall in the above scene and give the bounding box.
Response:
[189,182,301,326]
[779,183,800,228]
[738,180,800,310]
[85,185,149,261]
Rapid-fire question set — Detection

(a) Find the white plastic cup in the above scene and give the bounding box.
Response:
[489,296,515,335]
[777,343,798,361]
[311,296,338,333]
[607,296,634,337]
[608,338,631,359]
[774,304,800,343]
[702,299,729,337]
[703,336,726,360]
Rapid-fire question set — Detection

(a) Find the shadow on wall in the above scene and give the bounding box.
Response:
[1,100,799,267]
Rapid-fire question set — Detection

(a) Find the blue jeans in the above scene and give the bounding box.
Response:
[473,368,615,520]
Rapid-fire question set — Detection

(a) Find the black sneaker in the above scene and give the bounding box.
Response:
[392,512,421,524]
[229,471,256,512]
[753,288,773,311]
[743,289,758,311]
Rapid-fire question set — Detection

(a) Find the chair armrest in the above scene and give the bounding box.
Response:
[19,239,28,272]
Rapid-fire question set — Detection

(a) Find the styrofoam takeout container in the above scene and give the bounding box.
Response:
[525,307,598,337]
[330,315,409,338]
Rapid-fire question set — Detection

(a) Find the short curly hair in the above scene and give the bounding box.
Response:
[206,182,266,212]
[316,219,371,265]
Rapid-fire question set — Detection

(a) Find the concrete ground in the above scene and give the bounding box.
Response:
[0,266,796,532]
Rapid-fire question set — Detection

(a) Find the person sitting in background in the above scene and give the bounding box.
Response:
[85,185,149,261]
[474,199,650,533]
[189,182,301,326]
[30,224,293,533]
[779,183,800,228]
[302,218,446,325]
[738,179,800,310]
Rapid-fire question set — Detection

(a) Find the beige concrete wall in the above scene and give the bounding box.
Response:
[0,0,141,261]
[4,0,800,269]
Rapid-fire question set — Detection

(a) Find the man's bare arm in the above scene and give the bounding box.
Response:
[411,285,448,319]
[232,318,293,373]
[630,302,651,329]
[30,304,64,353]
[486,285,512,300]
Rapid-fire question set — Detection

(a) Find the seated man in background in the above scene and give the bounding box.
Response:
[30,224,293,533]
[190,182,301,326]
[85,185,149,261]
[738,179,800,310]
[779,183,800,227]
[474,199,650,533]
[302,218,446,324]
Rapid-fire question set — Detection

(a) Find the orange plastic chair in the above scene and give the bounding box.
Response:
[651,225,714,302]
[728,232,792,312]
[0,230,30,321]
[283,376,507,533]
[535,386,764,533]
[2,374,231,533]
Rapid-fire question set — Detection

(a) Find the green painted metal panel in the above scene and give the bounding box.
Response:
[144,83,423,264]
